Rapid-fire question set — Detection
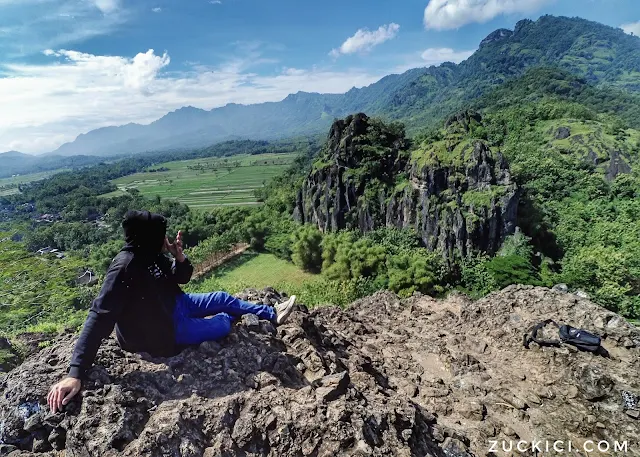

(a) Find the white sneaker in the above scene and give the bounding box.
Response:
[274,295,296,325]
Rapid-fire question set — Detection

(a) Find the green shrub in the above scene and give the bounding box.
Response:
[264,233,293,261]
[498,230,534,259]
[484,255,541,289]
[274,276,381,308]
[387,250,444,297]
[460,255,498,297]
[364,227,421,256]
[290,225,323,272]
[321,231,358,272]
[460,254,540,297]
[323,238,386,281]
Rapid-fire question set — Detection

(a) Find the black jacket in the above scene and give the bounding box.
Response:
[68,251,193,379]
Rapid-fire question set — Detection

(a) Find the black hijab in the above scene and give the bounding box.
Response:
[121,210,167,256]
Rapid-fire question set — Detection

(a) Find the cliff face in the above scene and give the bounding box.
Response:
[293,113,409,234]
[294,113,518,258]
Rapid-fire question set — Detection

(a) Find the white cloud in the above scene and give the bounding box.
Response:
[621,21,640,36]
[330,23,400,57]
[152,7,162,13]
[424,0,552,30]
[0,49,384,153]
[92,0,119,14]
[210,0,222,4]
[420,47,474,65]
[37,48,170,92]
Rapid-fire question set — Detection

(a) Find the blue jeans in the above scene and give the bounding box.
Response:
[173,292,276,345]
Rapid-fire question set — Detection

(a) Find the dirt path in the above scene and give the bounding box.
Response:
[191,243,250,281]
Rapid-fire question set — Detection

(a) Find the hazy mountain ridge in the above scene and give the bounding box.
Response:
[0,151,38,176]
[35,15,640,159]
[0,152,106,179]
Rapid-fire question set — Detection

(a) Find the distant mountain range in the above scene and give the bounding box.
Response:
[43,15,639,159]
[2,15,636,168]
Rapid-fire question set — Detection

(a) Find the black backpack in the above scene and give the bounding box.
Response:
[523,319,603,353]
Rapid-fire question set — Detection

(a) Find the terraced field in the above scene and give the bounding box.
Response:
[101,153,296,209]
[0,169,69,196]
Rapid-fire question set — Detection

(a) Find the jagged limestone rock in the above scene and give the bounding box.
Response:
[0,288,452,457]
[1,287,639,456]
[295,113,518,258]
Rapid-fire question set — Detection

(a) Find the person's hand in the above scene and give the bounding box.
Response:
[47,377,82,413]
[164,230,185,262]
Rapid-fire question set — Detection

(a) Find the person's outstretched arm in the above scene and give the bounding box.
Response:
[47,254,129,412]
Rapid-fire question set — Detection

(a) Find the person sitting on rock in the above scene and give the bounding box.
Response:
[47,210,296,413]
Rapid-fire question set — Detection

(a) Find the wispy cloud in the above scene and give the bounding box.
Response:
[330,23,400,58]
[0,0,130,57]
[424,0,552,30]
[620,21,640,36]
[152,6,162,13]
[391,47,476,73]
[0,47,384,153]
[210,0,222,4]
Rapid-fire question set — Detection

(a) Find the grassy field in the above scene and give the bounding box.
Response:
[189,252,320,294]
[0,169,68,196]
[186,252,376,309]
[101,153,296,209]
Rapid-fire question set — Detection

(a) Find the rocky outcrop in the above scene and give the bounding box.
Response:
[0,338,19,373]
[547,125,634,181]
[388,138,517,257]
[606,149,633,181]
[479,29,513,47]
[294,113,409,234]
[554,126,571,139]
[295,113,518,258]
[0,289,460,457]
[1,286,639,456]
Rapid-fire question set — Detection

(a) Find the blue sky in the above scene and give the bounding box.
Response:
[0,0,638,153]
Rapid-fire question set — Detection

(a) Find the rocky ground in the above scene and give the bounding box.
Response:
[0,286,639,456]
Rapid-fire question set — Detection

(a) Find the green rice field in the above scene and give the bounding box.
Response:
[100,153,296,209]
[0,169,68,196]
